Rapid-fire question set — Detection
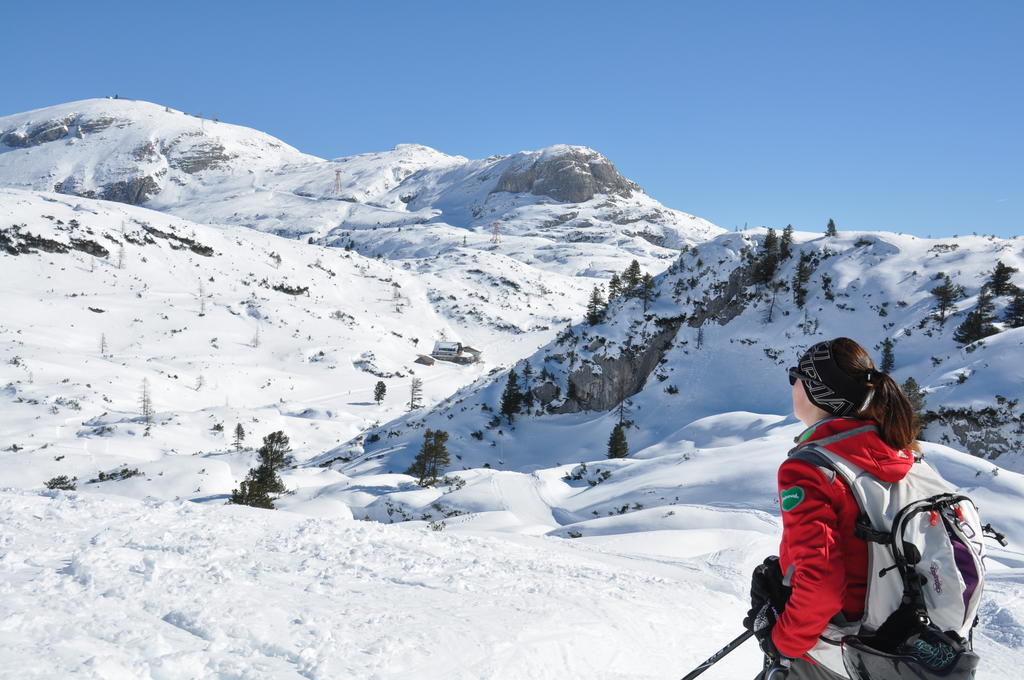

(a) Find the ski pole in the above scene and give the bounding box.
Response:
[679,629,754,680]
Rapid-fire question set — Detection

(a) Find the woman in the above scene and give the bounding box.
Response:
[745,337,920,679]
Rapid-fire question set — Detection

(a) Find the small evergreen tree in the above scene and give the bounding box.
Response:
[586,285,606,325]
[607,423,628,459]
[607,273,622,300]
[405,429,451,486]
[953,291,998,346]
[1005,289,1024,328]
[754,228,780,285]
[825,218,838,237]
[983,260,1018,297]
[930,274,964,324]
[879,338,895,374]
[902,377,927,430]
[792,251,813,309]
[374,380,387,405]
[140,378,153,434]
[233,423,245,451]
[779,224,794,260]
[500,370,522,423]
[640,273,656,312]
[408,377,423,411]
[621,260,642,297]
[257,431,294,471]
[521,363,535,410]
[45,475,77,491]
[228,462,285,509]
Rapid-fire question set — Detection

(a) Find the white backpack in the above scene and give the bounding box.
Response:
[789,429,996,677]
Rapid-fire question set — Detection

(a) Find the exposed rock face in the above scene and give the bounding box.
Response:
[541,319,684,414]
[167,141,234,174]
[100,176,161,205]
[493,146,640,203]
[1,115,76,147]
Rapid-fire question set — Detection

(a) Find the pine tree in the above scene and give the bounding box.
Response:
[500,370,522,423]
[257,431,294,471]
[825,218,838,238]
[640,273,655,312]
[792,251,813,308]
[607,273,622,300]
[879,338,895,374]
[228,462,285,509]
[374,380,387,405]
[233,423,246,451]
[1005,289,1024,328]
[607,423,628,459]
[408,377,423,411]
[953,291,998,346]
[779,224,794,260]
[405,429,451,486]
[930,274,964,325]
[586,285,606,325]
[621,260,642,297]
[755,228,780,284]
[521,363,535,410]
[140,378,153,434]
[987,260,1019,297]
[902,377,927,430]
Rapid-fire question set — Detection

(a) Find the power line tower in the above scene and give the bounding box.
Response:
[490,220,502,244]
[333,169,343,196]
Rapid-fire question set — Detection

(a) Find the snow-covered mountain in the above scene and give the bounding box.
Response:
[0,98,721,278]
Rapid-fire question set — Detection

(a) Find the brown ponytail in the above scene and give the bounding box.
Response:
[830,337,921,452]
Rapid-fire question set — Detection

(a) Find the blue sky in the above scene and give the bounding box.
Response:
[4,1,1021,237]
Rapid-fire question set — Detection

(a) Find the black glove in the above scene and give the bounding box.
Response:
[743,556,791,631]
[751,605,792,679]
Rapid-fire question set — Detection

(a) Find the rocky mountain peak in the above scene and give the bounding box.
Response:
[493,145,641,203]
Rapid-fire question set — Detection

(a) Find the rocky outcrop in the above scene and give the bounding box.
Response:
[100,176,161,205]
[168,142,234,174]
[1,115,76,147]
[541,318,685,414]
[493,146,640,203]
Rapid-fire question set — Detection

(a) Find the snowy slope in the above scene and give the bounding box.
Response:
[0,188,596,498]
[3,418,1024,679]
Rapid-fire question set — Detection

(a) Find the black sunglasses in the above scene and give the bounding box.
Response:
[788,367,813,386]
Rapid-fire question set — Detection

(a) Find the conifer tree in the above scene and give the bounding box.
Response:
[755,228,780,284]
[987,260,1019,297]
[140,378,153,434]
[233,423,246,451]
[607,273,622,300]
[779,224,794,260]
[521,363,535,410]
[500,370,522,423]
[902,377,927,431]
[930,274,965,325]
[640,273,655,312]
[607,423,628,459]
[228,461,285,509]
[405,429,451,486]
[586,285,606,325]
[953,291,998,346]
[621,260,642,297]
[408,377,423,411]
[825,218,838,237]
[879,338,895,374]
[792,251,813,308]
[374,380,387,405]
[1005,289,1024,328]
[258,431,294,471]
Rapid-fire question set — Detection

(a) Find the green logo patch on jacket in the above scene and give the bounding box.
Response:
[780,486,805,512]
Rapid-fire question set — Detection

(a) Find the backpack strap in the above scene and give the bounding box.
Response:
[789,441,891,545]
